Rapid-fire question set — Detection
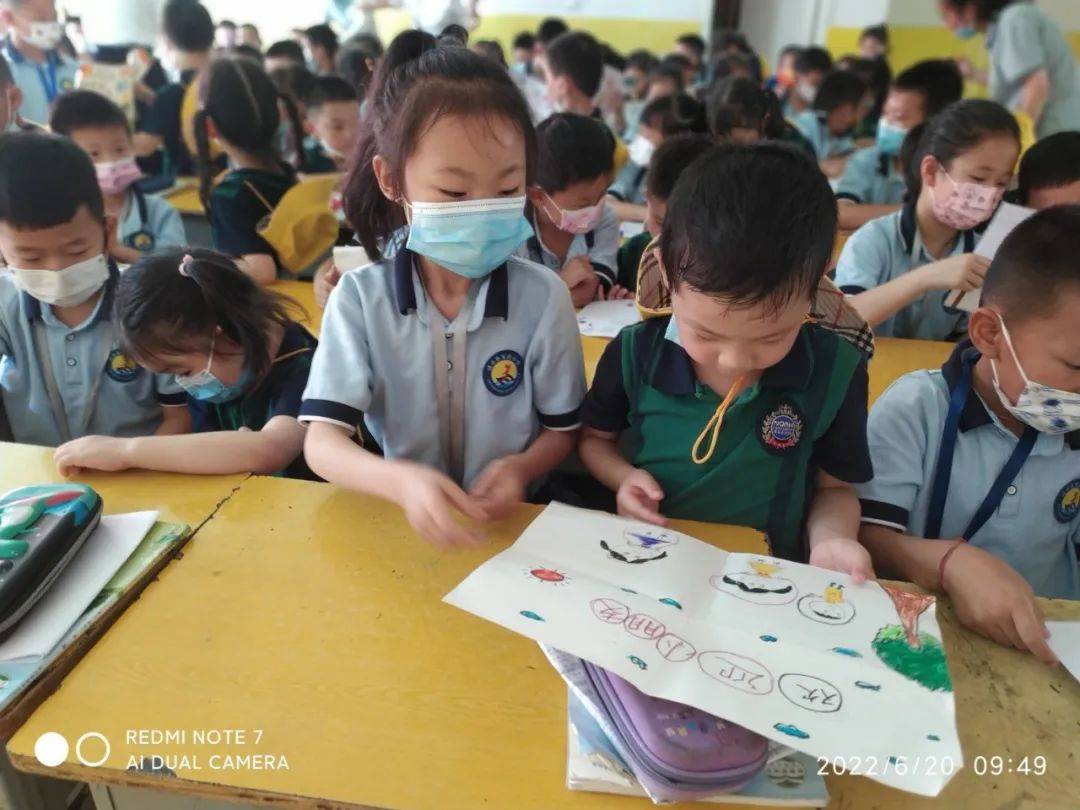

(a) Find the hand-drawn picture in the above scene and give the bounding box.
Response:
[854,680,881,691]
[590,597,631,624]
[591,598,698,663]
[601,529,679,563]
[873,586,952,693]
[519,610,545,621]
[625,612,667,640]
[711,558,797,605]
[698,650,774,695]
[655,632,697,662]
[766,757,807,789]
[525,566,570,585]
[796,582,855,625]
[658,597,682,609]
[629,655,648,670]
[773,722,809,740]
[778,673,843,713]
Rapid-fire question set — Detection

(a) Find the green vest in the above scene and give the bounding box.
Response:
[620,317,861,560]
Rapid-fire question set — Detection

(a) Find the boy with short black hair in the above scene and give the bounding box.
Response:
[580,143,874,578]
[542,30,604,115]
[616,133,714,291]
[674,33,705,83]
[50,90,185,263]
[303,24,338,75]
[511,31,534,76]
[792,70,866,175]
[302,75,359,172]
[135,0,215,177]
[517,113,619,306]
[265,39,305,73]
[0,132,189,446]
[1016,131,1080,209]
[0,0,77,126]
[786,46,832,117]
[858,205,1080,663]
[836,59,964,229]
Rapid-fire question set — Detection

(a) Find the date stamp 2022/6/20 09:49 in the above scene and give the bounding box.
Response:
[817,754,1047,778]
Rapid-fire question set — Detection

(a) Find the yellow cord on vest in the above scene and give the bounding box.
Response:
[691,375,746,465]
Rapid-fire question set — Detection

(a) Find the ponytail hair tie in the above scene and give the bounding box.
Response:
[179,254,195,277]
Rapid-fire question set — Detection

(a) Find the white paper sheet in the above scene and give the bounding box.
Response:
[332,245,372,273]
[577,299,642,338]
[445,503,962,797]
[948,202,1036,312]
[1046,621,1080,684]
[0,511,157,662]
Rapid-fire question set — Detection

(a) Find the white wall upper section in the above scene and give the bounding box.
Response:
[481,0,711,18]
[740,0,887,67]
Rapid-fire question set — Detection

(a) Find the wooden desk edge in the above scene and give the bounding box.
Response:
[0,524,197,741]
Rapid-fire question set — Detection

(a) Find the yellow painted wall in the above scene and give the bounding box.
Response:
[372,12,697,57]
[826,25,1080,99]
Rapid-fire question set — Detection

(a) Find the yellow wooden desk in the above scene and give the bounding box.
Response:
[6,477,774,809]
[275,279,321,335]
[160,180,205,217]
[9,477,1080,809]
[0,442,245,530]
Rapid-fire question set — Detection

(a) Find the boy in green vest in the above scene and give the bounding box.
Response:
[580,143,875,579]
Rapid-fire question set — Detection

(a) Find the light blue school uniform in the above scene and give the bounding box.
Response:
[298,247,586,489]
[0,266,185,447]
[835,205,974,340]
[858,341,1080,600]
[1,38,77,127]
[608,160,647,205]
[791,110,855,159]
[986,1,1080,138]
[835,145,906,206]
[515,204,620,290]
[118,189,186,254]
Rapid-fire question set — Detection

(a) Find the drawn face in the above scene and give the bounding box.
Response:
[710,572,798,605]
[601,529,678,563]
[797,593,856,625]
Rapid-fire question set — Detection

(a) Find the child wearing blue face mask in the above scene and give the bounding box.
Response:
[858,205,1080,664]
[54,248,318,479]
[301,47,587,550]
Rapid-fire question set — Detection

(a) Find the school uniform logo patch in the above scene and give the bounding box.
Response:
[129,230,155,252]
[759,401,804,453]
[1053,478,1080,523]
[105,349,140,383]
[483,350,523,396]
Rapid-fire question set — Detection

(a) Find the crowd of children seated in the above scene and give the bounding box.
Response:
[1,0,1079,664]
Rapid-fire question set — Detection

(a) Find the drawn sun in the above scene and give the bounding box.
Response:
[525,566,570,586]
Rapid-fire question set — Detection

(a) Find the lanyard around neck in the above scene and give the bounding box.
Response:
[924,354,1037,540]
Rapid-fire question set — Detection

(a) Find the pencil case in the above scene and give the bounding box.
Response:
[582,660,768,802]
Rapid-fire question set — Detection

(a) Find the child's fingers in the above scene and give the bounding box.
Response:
[442,480,490,523]
[639,477,665,502]
[622,491,667,526]
[1014,604,1057,664]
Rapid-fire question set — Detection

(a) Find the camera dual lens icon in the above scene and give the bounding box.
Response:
[34,731,110,768]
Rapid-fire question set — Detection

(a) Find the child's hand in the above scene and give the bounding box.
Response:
[920,253,990,292]
[616,469,667,526]
[600,284,634,301]
[942,543,1057,664]
[469,456,527,520]
[54,436,132,477]
[809,537,876,584]
[396,463,489,550]
[314,261,342,309]
[559,257,600,307]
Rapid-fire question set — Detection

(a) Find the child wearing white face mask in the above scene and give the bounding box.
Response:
[836,99,1020,341]
[0,132,190,447]
[517,113,622,306]
[0,0,77,127]
[858,205,1080,663]
[50,91,186,265]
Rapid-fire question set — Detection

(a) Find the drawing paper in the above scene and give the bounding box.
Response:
[576,299,642,338]
[445,503,962,796]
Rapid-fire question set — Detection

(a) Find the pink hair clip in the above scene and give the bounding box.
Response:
[178,254,194,277]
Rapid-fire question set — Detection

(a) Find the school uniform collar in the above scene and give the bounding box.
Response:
[898,202,977,255]
[22,260,120,326]
[392,247,509,320]
[876,149,891,178]
[941,338,1080,449]
[651,319,814,396]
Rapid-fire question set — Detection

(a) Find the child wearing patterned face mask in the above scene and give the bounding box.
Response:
[0,132,189,447]
[518,113,621,306]
[836,99,1020,341]
[50,91,186,265]
[858,205,1080,663]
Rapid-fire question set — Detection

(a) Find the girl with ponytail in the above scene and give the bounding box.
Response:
[194,57,301,285]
